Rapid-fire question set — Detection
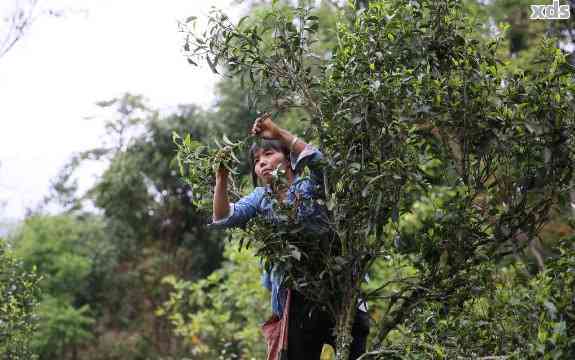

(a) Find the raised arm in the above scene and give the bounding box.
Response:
[251,113,306,156]
[252,113,324,184]
[213,166,231,221]
[209,166,263,229]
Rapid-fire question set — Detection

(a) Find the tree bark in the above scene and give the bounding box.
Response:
[570,177,575,218]
[334,291,358,360]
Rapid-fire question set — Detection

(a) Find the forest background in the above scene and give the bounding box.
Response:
[1,0,574,359]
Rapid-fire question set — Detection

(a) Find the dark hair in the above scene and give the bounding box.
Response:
[248,139,291,187]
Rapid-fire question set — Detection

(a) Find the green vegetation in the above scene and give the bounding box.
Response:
[12,215,110,358]
[1,0,574,359]
[0,237,40,359]
[159,236,269,359]
[177,0,574,358]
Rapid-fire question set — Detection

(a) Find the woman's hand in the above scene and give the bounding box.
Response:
[215,164,229,180]
[251,113,281,140]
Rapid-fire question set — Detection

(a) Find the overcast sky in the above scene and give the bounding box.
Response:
[0,0,246,221]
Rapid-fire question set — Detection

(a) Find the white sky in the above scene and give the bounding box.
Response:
[0,0,246,221]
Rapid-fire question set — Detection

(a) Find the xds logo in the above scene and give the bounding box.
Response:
[530,0,571,19]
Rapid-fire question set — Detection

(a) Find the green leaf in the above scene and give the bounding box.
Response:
[349,162,361,174]
[222,133,235,146]
[543,300,557,319]
[177,153,184,176]
[307,23,319,32]
[334,257,346,266]
[230,150,240,163]
[361,174,385,197]
[172,131,181,143]
[237,15,249,28]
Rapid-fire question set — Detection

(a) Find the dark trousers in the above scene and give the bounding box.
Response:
[287,291,370,360]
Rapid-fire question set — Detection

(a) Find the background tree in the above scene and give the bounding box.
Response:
[10,214,113,359]
[0,237,40,359]
[0,0,64,60]
[158,235,270,360]
[24,93,233,359]
[0,0,38,59]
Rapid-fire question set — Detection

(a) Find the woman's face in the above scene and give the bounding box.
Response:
[253,148,289,184]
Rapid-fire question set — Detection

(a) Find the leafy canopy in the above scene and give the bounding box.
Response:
[176,0,574,358]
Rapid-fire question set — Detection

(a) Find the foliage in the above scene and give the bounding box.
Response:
[158,237,269,360]
[173,131,248,211]
[32,296,95,359]
[83,94,224,276]
[182,1,324,114]
[178,0,575,358]
[10,214,114,359]
[12,215,114,302]
[36,94,235,358]
[0,237,40,359]
[7,0,572,358]
[465,0,575,55]
[378,237,575,359]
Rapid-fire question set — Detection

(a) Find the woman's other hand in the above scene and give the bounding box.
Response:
[251,113,281,140]
[215,163,229,180]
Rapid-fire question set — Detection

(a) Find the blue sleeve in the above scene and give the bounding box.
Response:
[261,270,272,291]
[207,187,264,229]
[290,144,325,188]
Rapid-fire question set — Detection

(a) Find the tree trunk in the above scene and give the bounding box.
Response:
[570,177,575,218]
[334,292,358,360]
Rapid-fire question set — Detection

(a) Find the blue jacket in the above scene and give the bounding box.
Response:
[208,144,330,316]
